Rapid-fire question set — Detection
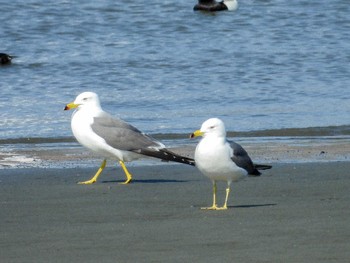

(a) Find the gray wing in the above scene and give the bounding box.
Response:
[229,141,261,176]
[91,112,163,151]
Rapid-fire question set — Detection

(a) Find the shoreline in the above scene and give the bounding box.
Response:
[1,124,350,144]
[1,162,349,262]
[1,135,350,168]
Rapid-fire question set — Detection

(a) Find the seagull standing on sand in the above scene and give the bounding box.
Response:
[190,118,271,210]
[64,92,195,184]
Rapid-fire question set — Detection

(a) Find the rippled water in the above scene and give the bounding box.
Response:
[1,0,350,140]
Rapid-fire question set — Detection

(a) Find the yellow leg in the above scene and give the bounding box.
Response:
[217,186,230,210]
[119,160,133,184]
[201,181,219,210]
[78,159,107,185]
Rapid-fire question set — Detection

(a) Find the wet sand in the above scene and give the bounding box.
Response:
[1,162,349,262]
[2,135,350,169]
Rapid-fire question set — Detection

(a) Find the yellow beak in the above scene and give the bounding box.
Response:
[190,130,204,139]
[64,102,79,111]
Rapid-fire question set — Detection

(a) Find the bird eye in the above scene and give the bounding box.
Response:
[209,125,215,129]
[82,97,88,101]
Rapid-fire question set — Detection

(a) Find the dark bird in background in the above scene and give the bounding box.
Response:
[193,0,238,12]
[0,53,14,65]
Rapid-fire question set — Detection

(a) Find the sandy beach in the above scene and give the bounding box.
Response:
[1,161,349,262]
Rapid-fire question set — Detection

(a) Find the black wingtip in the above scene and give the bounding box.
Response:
[248,164,272,176]
[249,169,261,176]
[134,148,195,166]
[160,149,196,166]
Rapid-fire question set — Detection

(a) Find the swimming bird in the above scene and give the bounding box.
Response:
[64,92,195,184]
[190,118,271,210]
[193,0,238,12]
[0,53,13,65]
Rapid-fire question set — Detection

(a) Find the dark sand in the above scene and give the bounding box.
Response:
[1,162,349,262]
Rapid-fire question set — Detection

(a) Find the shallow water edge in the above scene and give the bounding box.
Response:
[1,125,350,169]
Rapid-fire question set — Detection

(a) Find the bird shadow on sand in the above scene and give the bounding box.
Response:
[229,203,277,209]
[101,179,188,184]
[192,203,277,209]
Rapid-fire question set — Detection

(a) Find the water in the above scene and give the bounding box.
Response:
[1,0,350,140]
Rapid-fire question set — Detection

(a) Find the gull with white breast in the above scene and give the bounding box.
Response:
[190,118,271,210]
[64,91,195,184]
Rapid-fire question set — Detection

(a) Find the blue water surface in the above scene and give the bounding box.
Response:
[1,0,350,139]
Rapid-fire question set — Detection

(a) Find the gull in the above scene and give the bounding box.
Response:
[190,118,271,210]
[64,91,195,184]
